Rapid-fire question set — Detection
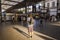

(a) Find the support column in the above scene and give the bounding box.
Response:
[25,1,27,21]
[4,12,6,23]
[0,0,2,23]
[57,0,59,16]
[57,0,60,18]
[15,13,17,23]
[25,1,27,14]
[44,0,45,9]
[32,3,36,13]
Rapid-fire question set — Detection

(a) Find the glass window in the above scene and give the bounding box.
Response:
[47,3,49,8]
[52,2,55,7]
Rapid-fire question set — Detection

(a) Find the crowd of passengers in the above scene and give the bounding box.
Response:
[16,13,60,24]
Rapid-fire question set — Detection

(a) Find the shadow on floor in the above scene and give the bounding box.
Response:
[13,27,30,38]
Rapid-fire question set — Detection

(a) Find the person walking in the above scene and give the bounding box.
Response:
[27,14,34,38]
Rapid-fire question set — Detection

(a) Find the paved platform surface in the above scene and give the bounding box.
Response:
[0,21,60,40]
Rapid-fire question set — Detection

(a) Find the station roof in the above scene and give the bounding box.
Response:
[1,0,44,13]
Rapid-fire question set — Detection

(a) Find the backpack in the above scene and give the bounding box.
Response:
[27,17,32,24]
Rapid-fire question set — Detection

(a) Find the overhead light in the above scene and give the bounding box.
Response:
[2,9,5,12]
[18,0,24,2]
[10,0,24,2]
[5,0,10,1]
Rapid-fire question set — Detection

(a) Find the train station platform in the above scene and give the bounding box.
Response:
[0,22,59,40]
[1,0,60,40]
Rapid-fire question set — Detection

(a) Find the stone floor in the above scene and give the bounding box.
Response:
[0,21,60,40]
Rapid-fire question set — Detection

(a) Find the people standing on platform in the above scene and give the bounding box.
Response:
[12,16,15,24]
[34,14,40,27]
[40,14,44,24]
[27,14,34,38]
[21,16,26,26]
[56,16,59,21]
[51,15,57,22]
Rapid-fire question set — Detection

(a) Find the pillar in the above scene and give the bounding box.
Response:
[25,1,27,14]
[0,0,2,23]
[32,3,36,13]
[57,0,58,10]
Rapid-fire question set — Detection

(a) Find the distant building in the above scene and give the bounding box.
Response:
[45,0,57,16]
